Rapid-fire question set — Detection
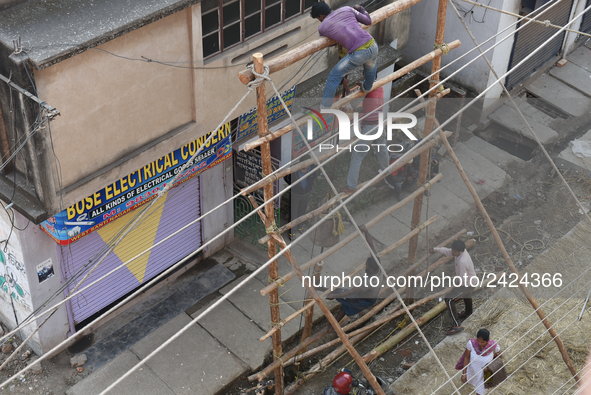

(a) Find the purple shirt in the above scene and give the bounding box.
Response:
[318,6,374,54]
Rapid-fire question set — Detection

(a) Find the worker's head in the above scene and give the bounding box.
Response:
[310,1,332,21]
[365,257,380,276]
[332,371,353,394]
[299,154,312,172]
[451,240,466,257]
[477,328,490,348]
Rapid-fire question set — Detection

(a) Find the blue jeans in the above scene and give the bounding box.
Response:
[346,123,389,189]
[321,42,378,108]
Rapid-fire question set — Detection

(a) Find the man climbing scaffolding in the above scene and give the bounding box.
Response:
[310,1,378,108]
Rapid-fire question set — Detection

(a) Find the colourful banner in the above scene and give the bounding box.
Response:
[40,124,232,245]
[236,86,296,141]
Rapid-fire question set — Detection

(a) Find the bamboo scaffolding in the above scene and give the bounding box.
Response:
[406,0,449,303]
[301,261,323,341]
[238,0,435,84]
[286,288,451,366]
[437,130,580,380]
[258,214,439,343]
[250,199,386,395]
[251,238,477,382]
[253,53,284,394]
[241,88,450,197]
[243,43,458,150]
[260,137,449,296]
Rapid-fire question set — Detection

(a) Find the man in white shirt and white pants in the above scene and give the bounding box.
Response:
[430,240,478,335]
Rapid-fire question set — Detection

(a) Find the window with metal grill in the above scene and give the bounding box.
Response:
[201,0,316,58]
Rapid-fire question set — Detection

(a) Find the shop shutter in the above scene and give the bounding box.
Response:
[505,0,574,90]
[580,0,591,33]
[59,176,201,326]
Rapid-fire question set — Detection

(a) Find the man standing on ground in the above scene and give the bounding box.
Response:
[430,240,477,335]
[310,2,378,109]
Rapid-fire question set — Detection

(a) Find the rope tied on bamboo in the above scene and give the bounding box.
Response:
[268,275,286,287]
[411,222,428,232]
[428,79,445,93]
[543,19,550,27]
[265,221,279,234]
[247,64,270,89]
[433,42,450,55]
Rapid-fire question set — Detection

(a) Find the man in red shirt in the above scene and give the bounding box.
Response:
[343,86,396,193]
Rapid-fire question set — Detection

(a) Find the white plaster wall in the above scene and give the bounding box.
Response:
[12,210,66,355]
[200,160,234,256]
[402,0,508,94]
[562,0,587,56]
[34,11,194,192]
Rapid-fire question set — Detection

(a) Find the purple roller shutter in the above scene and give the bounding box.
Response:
[59,175,202,326]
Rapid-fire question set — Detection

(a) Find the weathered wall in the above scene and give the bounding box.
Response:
[402,0,517,97]
[34,10,194,193]
[200,159,234,255]
[0,202,43,352]
[12,209,66,355]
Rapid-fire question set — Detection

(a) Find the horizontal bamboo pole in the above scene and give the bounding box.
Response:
[285,288,450,366]
[259,214,439,342]
[238,0,431,84]
[260,169,444,297]
[243,43,458,149]
[363,302,447,364]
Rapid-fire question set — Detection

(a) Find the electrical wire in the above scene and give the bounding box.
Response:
[0,0,566,347]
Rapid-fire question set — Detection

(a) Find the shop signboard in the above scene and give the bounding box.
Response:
[40,123,232,245]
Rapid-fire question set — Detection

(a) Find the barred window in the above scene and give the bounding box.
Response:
[201,0,316,58]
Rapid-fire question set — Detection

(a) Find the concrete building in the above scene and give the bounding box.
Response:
[403,0,591,117]
[0,0,410,355]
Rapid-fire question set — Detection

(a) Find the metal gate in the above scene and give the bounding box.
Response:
[580,0,591,33]
[59,175,202,327]
[506,0,574,90]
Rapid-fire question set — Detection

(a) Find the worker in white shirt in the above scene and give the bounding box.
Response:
[430,240,478,335]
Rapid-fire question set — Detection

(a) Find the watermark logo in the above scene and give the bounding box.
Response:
[312,109,418,153]
[303,107,329,138]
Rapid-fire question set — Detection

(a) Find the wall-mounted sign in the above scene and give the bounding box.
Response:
[234,150,280,204]
[40,123,232,245]
[236,86,296,141]
[36,258,54,284]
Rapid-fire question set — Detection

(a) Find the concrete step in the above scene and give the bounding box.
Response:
[129,313,246,395]
[194,299,271,372]
[526,73,591,117]
[549,61,591,98]
[556,129,591,177]
[219,275,301,340]
[66,350,175,395]
[567,45,591,72]
[463,135,525,169]
[488,100,559,145]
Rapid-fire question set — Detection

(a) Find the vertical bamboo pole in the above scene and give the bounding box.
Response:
[407,0,448,302]
[301,261,323,341]
[253,53,284,394]
[437,131,580,380]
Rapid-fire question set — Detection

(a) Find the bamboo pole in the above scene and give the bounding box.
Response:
[252,219,384,394]
[301,261,323,341]
[286,288,450,366]
[260,137,449,296]
[253,53,284,395]
[259,214,439,342]
[406,0,449,303]
[284,331,370,395]
[243,42,458,148]
[437,131,580,380]
[362,302,447,364]
[250,237,476,382]
[238,0,435,84]
[242,88,450,194]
